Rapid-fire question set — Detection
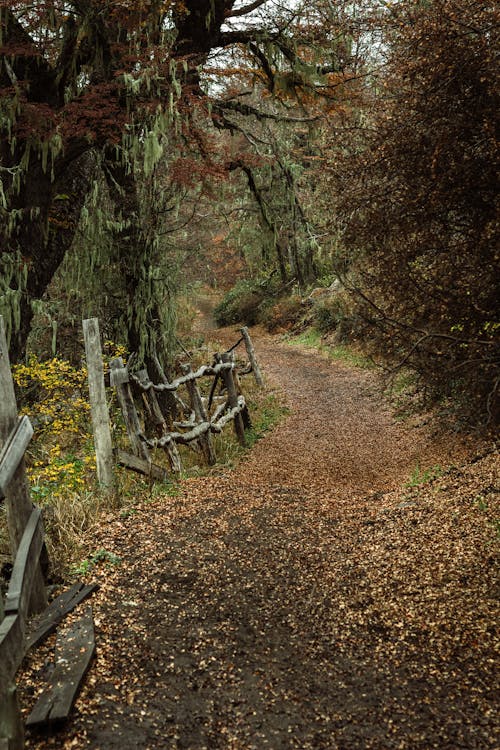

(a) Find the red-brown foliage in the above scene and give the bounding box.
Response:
[334,0,499,425]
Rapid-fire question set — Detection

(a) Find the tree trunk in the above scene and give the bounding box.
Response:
[103,157,176,378]
[2,148,98,362]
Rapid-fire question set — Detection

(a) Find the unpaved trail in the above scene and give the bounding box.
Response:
[227,332,462,497]
[22,322,497,750]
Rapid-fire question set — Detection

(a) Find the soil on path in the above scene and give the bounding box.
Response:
[22,319,498,749]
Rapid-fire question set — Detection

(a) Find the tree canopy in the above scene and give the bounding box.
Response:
[0,0,498,424]
[0,1,344,356]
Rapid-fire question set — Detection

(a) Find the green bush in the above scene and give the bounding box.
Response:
[313,296,346,333]
[214,277,282,327]
[214,280,260,326]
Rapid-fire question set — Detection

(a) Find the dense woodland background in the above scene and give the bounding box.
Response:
[0,0,498,426]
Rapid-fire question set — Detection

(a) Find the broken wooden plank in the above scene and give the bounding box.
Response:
[116,449,168,481]
[0,416,33,499]
[25,583,98,654]
[26,607,95,728]
[4,508,44,616]
[0,317,46,615]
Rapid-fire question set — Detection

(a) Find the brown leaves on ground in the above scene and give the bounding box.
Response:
[20,327,498,750]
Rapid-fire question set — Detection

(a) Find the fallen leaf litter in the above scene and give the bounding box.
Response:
[19,326,498,750]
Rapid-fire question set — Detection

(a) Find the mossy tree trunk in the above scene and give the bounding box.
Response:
[1,146,98,362]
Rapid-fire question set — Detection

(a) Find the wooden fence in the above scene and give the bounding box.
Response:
[0,317,263,745]
[84,319,264,486]
[0,318,96,749]
[0,316,47,749]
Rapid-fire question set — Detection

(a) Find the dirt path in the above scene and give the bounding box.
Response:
[225,333,463,496]
[22,323,498,749]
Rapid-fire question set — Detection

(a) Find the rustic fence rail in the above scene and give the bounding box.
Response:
[84,318,264,483]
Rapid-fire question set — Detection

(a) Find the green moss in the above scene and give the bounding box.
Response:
[405,463,443,488]
[286,328,373,369]
[245,393,290,448]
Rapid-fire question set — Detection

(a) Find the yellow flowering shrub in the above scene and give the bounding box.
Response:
[14,356,89,433]
[7,345,128,574]
[12,355,95,499]
[103,340,128,371]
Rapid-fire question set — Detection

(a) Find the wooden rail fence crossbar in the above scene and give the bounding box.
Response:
[129,361,233,393]
[138,395,247,449]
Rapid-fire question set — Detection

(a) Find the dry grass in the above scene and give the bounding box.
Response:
[42,489,120,577]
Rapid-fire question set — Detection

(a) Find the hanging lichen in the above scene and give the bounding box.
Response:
[143,129,164,177]
[0,250,26,346]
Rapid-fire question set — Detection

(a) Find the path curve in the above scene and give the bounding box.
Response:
[22,324,497,750]
[226,330,465,497]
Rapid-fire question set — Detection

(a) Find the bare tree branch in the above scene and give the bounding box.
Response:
[227,0,270,17]
[213,99,320,123]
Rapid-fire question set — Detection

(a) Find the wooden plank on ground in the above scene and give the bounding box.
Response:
[116,449,167,481]
[26,607,95,728]
[0,416,33,499]
[4,508,44,615]
[25,583,98,654]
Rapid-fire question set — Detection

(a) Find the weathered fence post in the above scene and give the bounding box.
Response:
[136,369,182,475]
[0,680,24,750]
[0,317,46,614]
[183,366,217,466]
[221,353,246,446]
[0,587,23,750]
[109,358,151,463]
[83,318,116,492]
[137,368,165,433]
[240,326,264,387]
